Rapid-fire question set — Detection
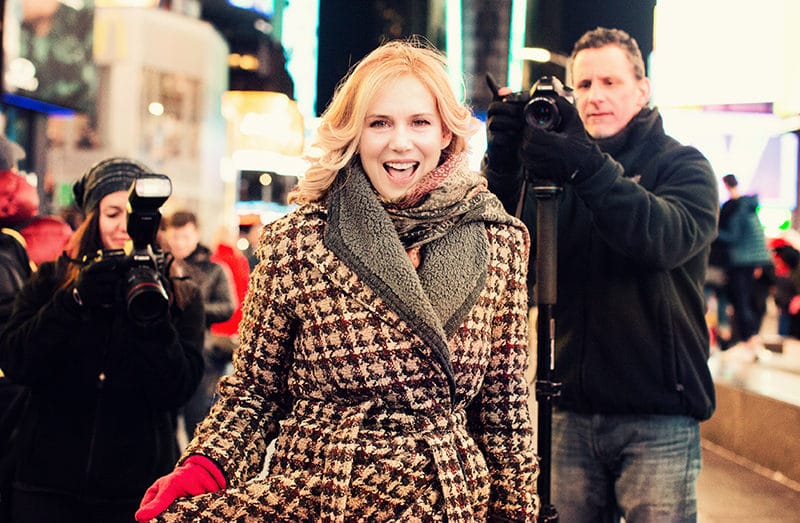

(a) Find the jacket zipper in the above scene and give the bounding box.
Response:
[85,324,114,481]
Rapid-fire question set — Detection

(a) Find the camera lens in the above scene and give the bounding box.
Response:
[524,97,561,131]
[125,267,168,325]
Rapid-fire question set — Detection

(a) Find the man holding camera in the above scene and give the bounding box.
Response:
[484,27,719,521]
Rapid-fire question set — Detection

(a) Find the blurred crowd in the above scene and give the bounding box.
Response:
[705,173,800,362]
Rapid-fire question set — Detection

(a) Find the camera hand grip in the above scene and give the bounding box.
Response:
[75,257,123,309]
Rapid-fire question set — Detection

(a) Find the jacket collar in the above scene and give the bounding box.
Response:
[322,162,494,401]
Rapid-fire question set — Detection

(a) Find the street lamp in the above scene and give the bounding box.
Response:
[516,47,569,67]
[514,47,571,88]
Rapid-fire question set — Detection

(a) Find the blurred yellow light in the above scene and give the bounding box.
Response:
[519,47,551,63]
[239,55,260,71]
[148,102,164,116]
[221,91,305,156]
[95,0,158,6]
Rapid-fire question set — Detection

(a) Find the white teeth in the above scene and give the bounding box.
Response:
[385,162,416,170]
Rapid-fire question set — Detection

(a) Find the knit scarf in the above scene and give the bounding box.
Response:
[383,152,516,250]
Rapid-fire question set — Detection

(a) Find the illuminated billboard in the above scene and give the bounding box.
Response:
[2,0,98,114]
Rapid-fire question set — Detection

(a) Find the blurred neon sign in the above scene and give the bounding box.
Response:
[227,0,273,17]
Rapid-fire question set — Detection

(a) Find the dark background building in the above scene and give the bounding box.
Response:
[311,0,656,115]
[199,0,295,98]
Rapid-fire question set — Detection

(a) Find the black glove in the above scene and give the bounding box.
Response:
[485,90,529,175]
[73,256,124,309]
[520,96,605,184]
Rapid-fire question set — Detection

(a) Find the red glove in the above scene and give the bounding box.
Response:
[789,295,800,315]
[135,454,226,522]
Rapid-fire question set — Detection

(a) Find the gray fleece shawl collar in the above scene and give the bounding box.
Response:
[324,158,507,400]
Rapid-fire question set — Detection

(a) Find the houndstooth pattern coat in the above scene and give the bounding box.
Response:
[155,185,539,522]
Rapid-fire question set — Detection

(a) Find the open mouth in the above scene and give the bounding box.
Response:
[384,161,419,182]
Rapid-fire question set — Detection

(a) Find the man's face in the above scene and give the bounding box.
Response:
[165,222,199,260]
[571,44,651,139]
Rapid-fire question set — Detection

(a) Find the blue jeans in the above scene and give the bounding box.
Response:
[551,410,701,523]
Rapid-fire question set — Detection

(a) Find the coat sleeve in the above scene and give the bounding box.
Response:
[180,224,296,484]
[482,154,527,219]
[0,262,80,385]
[467,224,540,522]
[0,261,206,411]
[571,143,719,270]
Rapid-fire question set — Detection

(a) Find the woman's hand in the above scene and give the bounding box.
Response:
[135,455,226,522]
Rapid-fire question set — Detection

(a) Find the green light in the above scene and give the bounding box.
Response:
[508,0,528,90]
[446,0,463,90]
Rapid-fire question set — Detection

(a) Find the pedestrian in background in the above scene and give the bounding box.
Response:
[771,239,800,338]
[0,135,36,523]
[0,158,205,523]
[208,224,251,374]
[716,173,773,362]
[484,27,718,521]
[162,210,235,444]
[0,136,72,267]
[136,38,539,522]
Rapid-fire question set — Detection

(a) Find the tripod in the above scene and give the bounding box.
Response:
[518,177,562,522]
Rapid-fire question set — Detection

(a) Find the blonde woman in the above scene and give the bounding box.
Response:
[137,38,539,523]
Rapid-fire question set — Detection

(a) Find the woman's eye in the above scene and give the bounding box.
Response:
[412,119,430,126]
[369,120,389,128]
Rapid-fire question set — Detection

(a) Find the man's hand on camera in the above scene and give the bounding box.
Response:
[73,257,122,309]
[521,96,605,184]
[485,91,529,175]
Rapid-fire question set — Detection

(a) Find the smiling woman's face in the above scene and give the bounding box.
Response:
[98,190,130,250]
[357,74,452,203]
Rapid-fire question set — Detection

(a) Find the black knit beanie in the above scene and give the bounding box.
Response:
[73,157,151,214]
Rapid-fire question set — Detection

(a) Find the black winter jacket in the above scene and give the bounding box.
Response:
[183,244,235,330]
[0,257,205,503]
[487,108,719,421]
[716,195,772,267]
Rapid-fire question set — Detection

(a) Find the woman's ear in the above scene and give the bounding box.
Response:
[440,129,453,150]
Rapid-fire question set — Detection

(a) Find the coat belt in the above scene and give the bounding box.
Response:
[292,398,477,523]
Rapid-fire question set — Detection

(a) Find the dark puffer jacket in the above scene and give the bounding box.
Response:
[716,195,772,267]
[0,257,205,504]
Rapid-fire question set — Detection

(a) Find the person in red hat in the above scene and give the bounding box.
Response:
[0,135,72,266]
[0,134,36,322]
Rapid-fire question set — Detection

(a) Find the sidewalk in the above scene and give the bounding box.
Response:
[698,439,800,522]
[699,302,800,522]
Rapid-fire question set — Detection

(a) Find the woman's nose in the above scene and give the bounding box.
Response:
[390,126,412,150]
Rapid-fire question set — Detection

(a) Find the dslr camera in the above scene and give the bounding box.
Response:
[523,75,574,132]
[88,174,173,325]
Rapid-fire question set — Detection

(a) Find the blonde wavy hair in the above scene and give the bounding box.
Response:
[288,37,475,204]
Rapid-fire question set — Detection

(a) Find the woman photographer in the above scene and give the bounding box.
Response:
[135,38,538,522]
[0,157,205,523]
